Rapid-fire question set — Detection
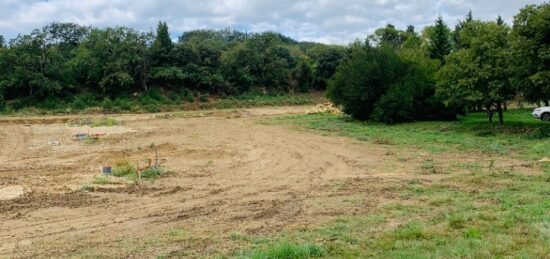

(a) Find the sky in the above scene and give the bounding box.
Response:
[0,0,547,44]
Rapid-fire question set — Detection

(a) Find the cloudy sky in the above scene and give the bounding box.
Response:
[0,0,546,44]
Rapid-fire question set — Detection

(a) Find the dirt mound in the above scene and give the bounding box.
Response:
[307,102,342,114]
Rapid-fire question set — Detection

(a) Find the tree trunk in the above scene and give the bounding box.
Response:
[503,101,507,111]
[496,102,504,127]
[486,105,494,127]
[545,99,549,106]
[141,61,148,92]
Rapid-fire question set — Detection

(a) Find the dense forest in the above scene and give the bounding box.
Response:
[0,23,346,112]
[0,2,549,125]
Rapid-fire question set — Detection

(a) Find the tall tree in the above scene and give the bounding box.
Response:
[497,15,505,25]
[0,35,5,48]
[510,3,550,106]
[453,11,474,50]
[150,21,173,66]
[428,16,452,64]
[438,21,512,126]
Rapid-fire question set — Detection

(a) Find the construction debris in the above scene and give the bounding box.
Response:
[48,140,61,146]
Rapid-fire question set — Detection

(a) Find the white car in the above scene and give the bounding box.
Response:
[532,106,550,121]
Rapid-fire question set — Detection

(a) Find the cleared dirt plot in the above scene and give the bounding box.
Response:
[0,106,549,258]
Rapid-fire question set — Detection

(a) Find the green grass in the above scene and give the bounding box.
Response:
[233,170,550,258]
[263,108,550,160]
[111,160,166,181]
[238,241,326,259]
[92,176,113,185]
[91,117,120,127]
[138,167,165,180]
[241,108,550,258]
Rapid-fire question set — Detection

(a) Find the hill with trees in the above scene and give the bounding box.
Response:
[1,2,549,126]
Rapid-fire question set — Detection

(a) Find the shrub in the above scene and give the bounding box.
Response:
[140,167,165,179]
[327,44,403,120]
[529,127,550,139]
[112,160,136,177]
[372,81,414,123]
[181,89,195,102]
[199,93,209,102]
[327,42,461,123]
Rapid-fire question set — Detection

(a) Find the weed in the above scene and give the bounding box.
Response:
[167,228,186,237]
[140,167,165,180]
[392,223,427,240]
[463,228,482,239]
[239,241,325,259]
[82,137,99,145]
[80,185,93,192]
[229,232,249,241]
[93,176,113,185]
[112,160,136,177]
[447,212,469,229]
[91,117,120,127]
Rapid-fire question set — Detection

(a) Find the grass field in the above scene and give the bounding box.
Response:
[242,109,550,258]
[264,108,550,160]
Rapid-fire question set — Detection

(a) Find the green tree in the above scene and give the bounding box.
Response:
[71,27,151,96]
[510,3,550,106]
[369,24,407,46]
[453,11,474,50]
[150,21,173,66]
[222,32,295,93]
[428,16,452,64]
[438,21,512,126]
[306,45,345,89]
[0,23,89,104]
[148,22,186,90]
[295,58,314,93]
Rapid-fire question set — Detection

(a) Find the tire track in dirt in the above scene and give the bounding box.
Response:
[0,106,540,257]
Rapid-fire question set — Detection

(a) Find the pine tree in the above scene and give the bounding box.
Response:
[0,35,4,48]
[453,11,473,50]
[497,15,505,25]
[428,16,452,64]
[151,21,173,66]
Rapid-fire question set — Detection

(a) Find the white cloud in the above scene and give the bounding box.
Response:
[0,0,547,44]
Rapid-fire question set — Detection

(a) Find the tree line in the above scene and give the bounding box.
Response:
[1,2,549,125]
[329,3,550,125]
[0,22,345,111]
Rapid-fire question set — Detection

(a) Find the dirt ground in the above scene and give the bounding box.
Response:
[0,106,539,258]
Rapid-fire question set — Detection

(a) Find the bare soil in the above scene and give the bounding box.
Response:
[0,106,539,258]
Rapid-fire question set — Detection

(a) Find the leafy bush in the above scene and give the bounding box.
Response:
[328,44,403,120]
[112,160,136,177]
[199,93,209,102]
[328,42,461,123]
[140,167,165,179]
[529,127,550,139]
